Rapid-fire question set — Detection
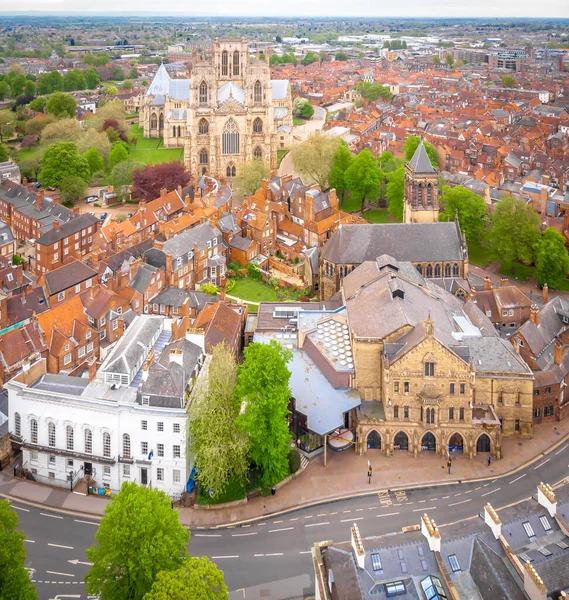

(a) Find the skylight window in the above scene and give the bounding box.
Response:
[371,553,382,571]
[523,522,536,538]
[448,555,461,572]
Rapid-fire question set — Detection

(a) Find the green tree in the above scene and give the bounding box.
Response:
[445,54,455,67]
[329,141,353,203]
[0,499,37,600]
[0,111,15,143]
[438,185,487,243]
[236,159,270,196]
[487,195,540,271]
[109,160,142,197]
[301,52,319,66]
[77,127,112,162]
[143,557,228,600]
[60,175,87,206]
[290,132,339,190]
[29,97,46,112]
[433,56,441,64]
[46,92,77,118]
[40,117,82,146]
[36,71,63,95]
[39,142,90,188]
[120,79,134,91]
[501,74,517,88]
[24,80,36,97]
[9,74,26,97]
[335,51,348,61]
[83,147,105,175]
[344,148,381,210]
[269,54,282,66]
[63,69,86,92]
[534,227,569,288]
[128,66,139,79]
[0,144,8,162]
[300,101,314,119]
[0,81,10,101]
[19,155,42,180]
[86,482,190,600]
[355,81,392,102]
[108,142,129,170]
[190,343,249,497]
[84,67,100,89]
[236,341,292,488]
[386,166,404,220]
[403,135,439,168]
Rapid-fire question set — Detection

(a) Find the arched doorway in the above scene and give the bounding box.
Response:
[422,432,436,452]
[394,431,409,451]
[448,433,464,453]
[476,434,491,453]
[367,430,381,450]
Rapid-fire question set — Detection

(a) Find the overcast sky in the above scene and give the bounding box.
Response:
[2,0,568,18]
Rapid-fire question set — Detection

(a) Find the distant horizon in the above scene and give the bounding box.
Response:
[0,2,568,20]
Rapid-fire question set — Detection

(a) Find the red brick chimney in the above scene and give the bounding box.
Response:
[35,191,44,211]
[554,338,563,365]
[542,283,549,305]
[483,276,492,291]
[160,188,167,198]
[53,220,60,231]
[87,356,97,381]
[540,187,548,217]
[220,276,227,301]
[500,277,509,287]
[529,304,540,326]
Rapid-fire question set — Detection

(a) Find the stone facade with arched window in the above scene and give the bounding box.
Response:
[140,39,292,180]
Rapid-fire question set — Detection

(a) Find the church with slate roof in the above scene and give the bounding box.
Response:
[140,39,292,179]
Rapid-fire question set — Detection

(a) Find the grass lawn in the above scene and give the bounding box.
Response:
[13,145,43,163]
[467,239,493,267]
[365,208,401,224]
[553,279,569,292]
[340,192,362,213]
[128,123,183,164]
[293,117,305,126]
[230,279,278,303]
[498,263,534,282]
[277,149,289,168]
[197,477,246,505]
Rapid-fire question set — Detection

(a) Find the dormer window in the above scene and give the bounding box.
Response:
[176,257,182,266]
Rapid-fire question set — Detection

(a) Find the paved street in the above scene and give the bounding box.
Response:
[8,439,569,600]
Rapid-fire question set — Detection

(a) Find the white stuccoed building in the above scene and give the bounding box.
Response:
[7,315,205,498]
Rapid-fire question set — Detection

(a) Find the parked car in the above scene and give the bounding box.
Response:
[85,196,98,203]
[33,182,41,189]
[100,212,108,221]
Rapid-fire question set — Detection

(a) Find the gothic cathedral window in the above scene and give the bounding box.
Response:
[254,146,262,159]
[222,119,239,155]
[198,118,209,135]
[233,50,240,76]
[199,81,208,105]
[253,118,263,134]
[221,51,228,76]
[254,80,263,104]
[199,149,208,165]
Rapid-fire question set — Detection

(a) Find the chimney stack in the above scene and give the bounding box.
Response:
[500,277,509,287]
[483,503,502,539]
[542,283,549,305]
[53,220,60,231]
[554,338,562,366]
[350,523,366,570]
[421,513,441,552]
[523,562,547,600]
[483,276,492,291]
[529,304,540,326]
[160,188,167,198]
[537,482,557,517]
[220,276,227,301]
[169,348,184,367]
[35,191,44,211]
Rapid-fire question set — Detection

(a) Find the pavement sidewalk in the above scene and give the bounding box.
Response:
[1,418,568,528]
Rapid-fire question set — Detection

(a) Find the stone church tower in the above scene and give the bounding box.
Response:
[140,39,292,180]
[403,140,440,224]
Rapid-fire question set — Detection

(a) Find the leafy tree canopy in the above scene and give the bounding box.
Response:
[236,340,292,488]
[534,227,569,288]
[83,147,105,175]
[60,175,87,206]
[143,557,228,600]
[344,148,381,208]
[39,142,90,188]
[0,110,15,143]
[237,159,270,196]
[335,51,348,61]
[0,144,8,162]
[355,81,392,102]
[386,166,405,220]
[290,132,339,191]
[86,482,190,600]
[438,185,487,242]
[329,141,353,203]
[46,92,77,118]
[133,162,191,201]
[108,143,129,170]
[486,195,540,270]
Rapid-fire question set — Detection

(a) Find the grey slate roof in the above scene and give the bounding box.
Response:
[36,213,99,246]
[322,222,465,265]
[128,263,160,294]
[31,373,90,396]
[44,261,97,295]
[408,140,435,173]
[0,221,15,246]
[462,336,531,375]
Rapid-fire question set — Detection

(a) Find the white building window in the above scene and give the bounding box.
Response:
[66,425,74,451]
[173,469,180,484]
[78,346,85,358]
[157,443,164,458]
[87,342,94,353]
[30,419,38,444]
[157,422,164,432]
[75,284,81,293]
[141,441,148,455]
[173,445,181,458]
[64,353,72,366]
[122,434,131,459]
[141,420,148,430]
[14,412,21,437]
[173,423,180,433]
[157,468,164,482]
[103,432,111,458]
[103,466,111,478]
[123,464,130,478]
[48,422,56,447]
[85,429,92,454]
[30,450,38,462]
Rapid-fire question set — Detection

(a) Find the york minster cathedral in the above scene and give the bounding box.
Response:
[140,40,292,179]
